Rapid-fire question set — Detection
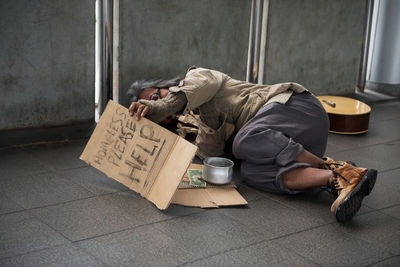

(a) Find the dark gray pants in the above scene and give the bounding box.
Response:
[232,92,329,194]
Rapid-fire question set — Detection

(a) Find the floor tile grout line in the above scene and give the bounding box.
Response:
[176,239,270,266]
[0,208,27,218]
[0,189,135,219]
[0,163,89,181]
[68,242,113,267]
[177,221,334,267]
[0,168,54,177]
[2,191,208,247]
[279,244,324,267]
[2,188,264,238]
[204,207,335,264]
[70,245,112,267]
[267,219,395,267]
[326,138,400,155]
[220,190,356,229]
[71,211,207,267]
[264,221,336,243]
[377,203,400,211]
[375,208,400,221]
[0,140,88,152]
[70,209,207,244]
[377,166,400,174]
[0,243,70,262]
[20,189,131,213]
[2,203,205,262]
[365,202,400,213]
[0,240,112,267]
[365,255,400,267]
[266,217,398,260]
[354,207,379,218]
[254,189,338,216]
[1,201,79,260]
[179,241,321,267]
[339,230,398,258]
[5,203,325,266]
[28,209,74,242]
[328,211,399,258]
[48,169,115,196]
[51,164,93,173]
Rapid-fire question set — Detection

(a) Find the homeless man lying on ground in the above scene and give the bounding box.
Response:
[127,66,377,223]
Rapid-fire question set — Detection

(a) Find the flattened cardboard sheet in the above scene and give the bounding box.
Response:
[80,100,197,210]
[172,163,248,208]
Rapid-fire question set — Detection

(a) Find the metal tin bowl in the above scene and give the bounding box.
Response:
[203,157,234,184]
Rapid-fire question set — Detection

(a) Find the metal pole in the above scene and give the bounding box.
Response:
[100,0,113,114]
[357,0,374,92]
[112,0,119,103]
[258,0,269,84]
[246,0,255,82]
[95,0,103,121]
[252,0,262,83]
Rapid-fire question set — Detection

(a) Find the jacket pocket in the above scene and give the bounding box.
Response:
[195,113,227,159]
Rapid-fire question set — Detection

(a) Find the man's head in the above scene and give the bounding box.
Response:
[127,77,183,125]
[127,77,182,102]
[138,87,169,101]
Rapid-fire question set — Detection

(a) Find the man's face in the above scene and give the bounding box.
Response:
[138,88,169,101]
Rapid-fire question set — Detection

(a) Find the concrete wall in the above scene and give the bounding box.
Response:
[119,0,252,107]
[0,0,369,133]
[263,0,367,95]
[0,0,95,131]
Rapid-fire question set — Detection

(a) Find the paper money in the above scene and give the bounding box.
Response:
[187,169,207,187]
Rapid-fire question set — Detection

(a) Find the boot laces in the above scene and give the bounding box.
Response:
[322,166,352,197]
[320,162,353,187]
[319,162,343,170]
[331,169,352,190]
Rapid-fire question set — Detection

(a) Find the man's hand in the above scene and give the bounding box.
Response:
[129,102,150,121]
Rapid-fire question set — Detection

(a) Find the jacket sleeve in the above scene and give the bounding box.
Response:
[168,68,226,115]
[138,91,187,122]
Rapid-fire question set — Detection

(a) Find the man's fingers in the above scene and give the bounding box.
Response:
[129,102,149,120]
[129,102,138,116]
[135,105,142,120]
[136,104,146,120]
[141,106,150,118]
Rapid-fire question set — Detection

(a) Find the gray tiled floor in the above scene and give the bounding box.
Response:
[1,96,400,266]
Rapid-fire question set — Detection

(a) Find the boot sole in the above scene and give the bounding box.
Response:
[335,169,378,223]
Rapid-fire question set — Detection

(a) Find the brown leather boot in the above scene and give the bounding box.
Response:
[320,157,357,198]
[328,163,377,222]
[320,157,357,170]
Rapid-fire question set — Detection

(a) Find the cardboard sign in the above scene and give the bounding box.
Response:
[80,100,198,210]
[172,164,248,208]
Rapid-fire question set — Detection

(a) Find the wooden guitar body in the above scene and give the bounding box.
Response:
[316,96,371,134]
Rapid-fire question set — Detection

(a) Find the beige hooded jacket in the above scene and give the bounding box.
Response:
[143,67,308,159]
